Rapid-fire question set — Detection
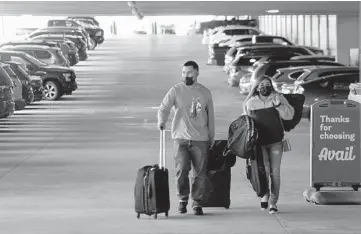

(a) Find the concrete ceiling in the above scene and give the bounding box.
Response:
[0,1,359,16]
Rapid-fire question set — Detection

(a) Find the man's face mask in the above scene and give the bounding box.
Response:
[185,76,195,86]
[258,85,273,96]
[182,66,198,86]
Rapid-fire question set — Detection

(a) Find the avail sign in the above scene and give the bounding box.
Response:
[311,100,361,184]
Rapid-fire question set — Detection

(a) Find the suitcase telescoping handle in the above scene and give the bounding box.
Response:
[159,130,166,169]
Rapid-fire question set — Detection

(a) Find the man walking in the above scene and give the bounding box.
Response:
[157,61,215,215]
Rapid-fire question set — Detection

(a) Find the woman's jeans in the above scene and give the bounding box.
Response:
[260,141,283,206]
[173,139,209,208]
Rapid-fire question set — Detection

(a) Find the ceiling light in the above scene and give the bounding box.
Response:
[266,9,280,14]
[127,1,136,7]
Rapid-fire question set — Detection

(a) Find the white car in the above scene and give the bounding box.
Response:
[210,26,264,45]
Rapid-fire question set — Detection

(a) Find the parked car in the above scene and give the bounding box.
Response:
[227,45,315,87]
[221,35,324,55]
[1,41,71,65]
[68,19,104,43]
[0,44,70,67]
[67,16,100,27]
[26,27,89,50]
[238,58,344,94]
[28,39,79,66]
[30,34,87,61]
[1,62,25,110]
[280,66,359,119]
[209,25,264,45]
[0,51,77,101]
[0,64,15,118]
[211,42,273,66]
[5,61,38,104]
[249,56,342,86]
[222,36,326,69]
[47,19,103,49]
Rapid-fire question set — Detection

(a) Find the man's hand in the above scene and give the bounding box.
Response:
[158,122,165,131]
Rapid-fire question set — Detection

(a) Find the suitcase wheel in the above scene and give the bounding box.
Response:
[224,206,230,209]
[154,213,157,219]
[165,212,168,218]
[137,213,140,219]
[352,185,359,191]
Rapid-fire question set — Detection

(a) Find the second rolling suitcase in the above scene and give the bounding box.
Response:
[203,140,235,209]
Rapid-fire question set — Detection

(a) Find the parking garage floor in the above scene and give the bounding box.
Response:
[0,35,361,234]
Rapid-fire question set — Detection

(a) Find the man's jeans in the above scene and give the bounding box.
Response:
[173,139,209,208]
[260,141,283,206]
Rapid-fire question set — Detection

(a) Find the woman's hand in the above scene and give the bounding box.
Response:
[272,93,282,107]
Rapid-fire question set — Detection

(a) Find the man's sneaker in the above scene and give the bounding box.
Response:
[178,202,187,214]
[269,206,278,214]
[260,202,268,211]
[193,206,204,215]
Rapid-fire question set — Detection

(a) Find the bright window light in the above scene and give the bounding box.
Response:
[266,9,280,14]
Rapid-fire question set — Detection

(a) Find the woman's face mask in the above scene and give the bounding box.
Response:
[258,85,273,96]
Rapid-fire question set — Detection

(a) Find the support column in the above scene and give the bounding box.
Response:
[359,2,361,80]
[152,22,157,35]
[336,14,358,64]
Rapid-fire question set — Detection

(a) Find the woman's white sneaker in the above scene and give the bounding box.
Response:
[269,206,278,214]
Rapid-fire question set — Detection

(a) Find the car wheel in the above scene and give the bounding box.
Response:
[89,38,97,50]
[43,81,61,101]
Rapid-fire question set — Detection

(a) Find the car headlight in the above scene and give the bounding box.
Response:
[281,84,298,94]
[294,85,305,94]
[29,75,42,80]
[63,73,71,82]
[239,76,251,83]
[95,31,102,36]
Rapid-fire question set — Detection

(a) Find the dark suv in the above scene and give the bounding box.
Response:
[30,34,88,61]
[0,64,15,118]
[67,17,100,27]
[27,27,88,47]
[0,44,70,67]
[0,51,77,101]
[48,19,104,48]
[1,40,74,66]
[2,62,27,110]
[30,38,79,66]
[5,61,40,104]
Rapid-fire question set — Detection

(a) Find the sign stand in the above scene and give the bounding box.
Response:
[310,99,361,191]
[304,99,361,205]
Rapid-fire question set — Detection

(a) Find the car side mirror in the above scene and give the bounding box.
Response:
[35,71,46,77]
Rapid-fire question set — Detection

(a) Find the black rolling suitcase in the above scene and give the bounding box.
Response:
[203,140,236,209]
[134,130,170,219]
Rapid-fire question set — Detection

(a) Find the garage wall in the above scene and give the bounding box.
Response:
[258,15,337,57]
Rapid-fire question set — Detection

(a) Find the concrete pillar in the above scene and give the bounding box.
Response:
[336,14,359,65]
[152,22,157,35]
[359,2,361,80]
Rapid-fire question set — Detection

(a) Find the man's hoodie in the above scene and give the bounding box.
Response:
[157,82,215,143]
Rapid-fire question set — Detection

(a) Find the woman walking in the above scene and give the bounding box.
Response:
[243,75,294,214]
